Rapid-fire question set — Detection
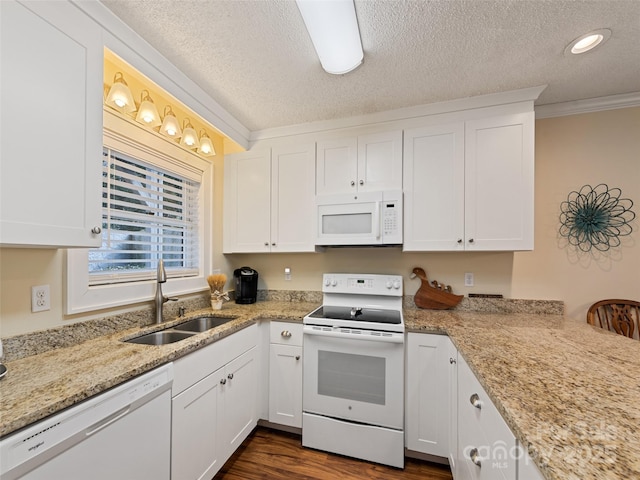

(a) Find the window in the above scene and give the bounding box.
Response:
[89,148,200,285]
[66,109,213,315]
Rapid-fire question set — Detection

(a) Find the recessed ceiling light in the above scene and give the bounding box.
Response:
[566,29,611,55]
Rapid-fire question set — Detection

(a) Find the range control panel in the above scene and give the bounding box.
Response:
[322,273,403,296]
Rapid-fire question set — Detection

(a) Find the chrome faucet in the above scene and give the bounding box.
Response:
[155,259,178,324]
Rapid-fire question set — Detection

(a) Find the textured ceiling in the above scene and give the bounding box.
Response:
[101,0,640,132]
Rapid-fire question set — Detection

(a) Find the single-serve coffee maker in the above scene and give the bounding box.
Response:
[233,267,259,304]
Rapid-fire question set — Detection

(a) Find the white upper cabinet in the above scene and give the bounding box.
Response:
[403,111,534,251]
[0,0,103,247]
[224,142,316,253]
[316,130,402,195]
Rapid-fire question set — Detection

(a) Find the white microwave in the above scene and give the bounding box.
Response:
[316,191,402,246]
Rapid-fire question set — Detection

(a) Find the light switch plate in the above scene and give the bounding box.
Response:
[464,273,474,287]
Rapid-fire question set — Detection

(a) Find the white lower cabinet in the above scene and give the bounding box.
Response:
[171,325,258,480]
[405,333,458,459]
[456,355,516,480]
[518,450,545,480]
[268,322,303,428]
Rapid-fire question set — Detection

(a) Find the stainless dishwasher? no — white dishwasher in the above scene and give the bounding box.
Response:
[0,363,173,480]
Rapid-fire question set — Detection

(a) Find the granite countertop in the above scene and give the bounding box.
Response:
[1,300,639,480]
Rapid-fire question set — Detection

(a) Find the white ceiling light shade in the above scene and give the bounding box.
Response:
[566,29,611,55]
[296,0,364,75]
[135,90,161,127]
[160,105,182,138]
[197,130,216,156]
[105,72,136,112]
[180,118,200,149]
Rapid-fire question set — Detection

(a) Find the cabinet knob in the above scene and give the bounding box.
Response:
[91,226,102,234]
[470,393,482,409]
[457,239,463,244]
[449,357,457,364]
[271,242,276,246]
[350,180,355,186]
[227,373,234,380]
[220,378,227,385]
[264,242,269,246]
[281,330,292,338]
[295,355,300,361]
[359,180,364,185]
[468,238,475,244]
[469,447,482,467]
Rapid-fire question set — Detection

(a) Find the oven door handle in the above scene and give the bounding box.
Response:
[303,325,404,344]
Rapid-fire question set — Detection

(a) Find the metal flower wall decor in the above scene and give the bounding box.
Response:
[559,184,635,252]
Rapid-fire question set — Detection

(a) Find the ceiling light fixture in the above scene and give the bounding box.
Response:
[105,72,136,112]
[160,105,182,138]
[135,90,161,127]
[296,0,363,75]
[197,130,216,156]
[566,29,611,55]
[180,118,200,149]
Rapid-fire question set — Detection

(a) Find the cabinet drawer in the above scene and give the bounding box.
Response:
[269,321,303,346]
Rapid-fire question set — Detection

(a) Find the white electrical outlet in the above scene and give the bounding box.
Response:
[284,267,291,281]
[31,285,51,312]
[464,273,474,287]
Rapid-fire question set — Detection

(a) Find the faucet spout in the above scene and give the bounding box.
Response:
[155,260,177,323]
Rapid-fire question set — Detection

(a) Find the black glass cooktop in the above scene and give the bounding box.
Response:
[308,306,402,324]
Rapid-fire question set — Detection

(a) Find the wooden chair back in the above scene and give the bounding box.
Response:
[586,299,640,340]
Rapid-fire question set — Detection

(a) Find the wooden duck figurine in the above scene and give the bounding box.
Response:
[411,267,463,310]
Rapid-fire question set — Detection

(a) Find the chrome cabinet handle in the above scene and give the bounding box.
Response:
[468,238,475,243]
[350,180,355,186]
[220,378,227,385]
[359,180,364,185]
[295,355,300,361]
[91,226,102,234]
[281,330,292,338]
[470,448,482,467]
[470,393,482,409]
[227,373,234,380]
[449,357,457,364]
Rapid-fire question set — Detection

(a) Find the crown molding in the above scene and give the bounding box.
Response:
[535,92,640,119]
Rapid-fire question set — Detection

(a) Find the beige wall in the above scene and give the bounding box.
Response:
[1,108,638,337]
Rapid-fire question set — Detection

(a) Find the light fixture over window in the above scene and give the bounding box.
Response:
[566,29,611,55]
[197,130,216,156]
[180,118,200,149]
[296,0,363,75]
[135,90,161,127]
[160,106,182,138]
[105,72,136,112]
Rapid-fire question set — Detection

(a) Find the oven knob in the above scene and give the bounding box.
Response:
[324,278,331,287]
[331,279,338,287]
[393,280,401,289]
[385,281,393,289]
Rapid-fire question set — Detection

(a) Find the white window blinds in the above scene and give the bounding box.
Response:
[89,148,200,285]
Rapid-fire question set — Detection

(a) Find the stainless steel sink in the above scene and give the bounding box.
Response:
[173,316,236,333]
[125,330,196,345]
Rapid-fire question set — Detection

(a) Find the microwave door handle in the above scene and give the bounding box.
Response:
[373,201,381,240]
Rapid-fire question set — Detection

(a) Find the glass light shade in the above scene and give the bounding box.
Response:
[105,72,136,113]
[135,91,161,128]
[197,131,216,156]
[180,119,200,149]
[296,0,363,74]
[160,106,182,138]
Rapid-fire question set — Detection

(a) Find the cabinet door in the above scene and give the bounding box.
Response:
[172,367,224,480]
[220,347,257,462]
[403,123,465,251]
[518,449,545,480]
[464,112,534,251]
[405,333,455,458]
[0,0,103,247]
[271,143,316,252]
[223,150,271,252]
[316,137,358,195]
[357,130,403,192]
[448,345,459,477]
[269,344,303,428]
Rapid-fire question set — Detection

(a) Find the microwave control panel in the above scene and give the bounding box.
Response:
[381,193,402,244]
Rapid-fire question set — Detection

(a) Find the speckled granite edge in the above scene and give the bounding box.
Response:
[2,290,562,362]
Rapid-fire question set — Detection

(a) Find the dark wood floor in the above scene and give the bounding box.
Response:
[213,427,453,480]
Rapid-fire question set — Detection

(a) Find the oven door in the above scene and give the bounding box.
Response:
[302,325,404,430]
